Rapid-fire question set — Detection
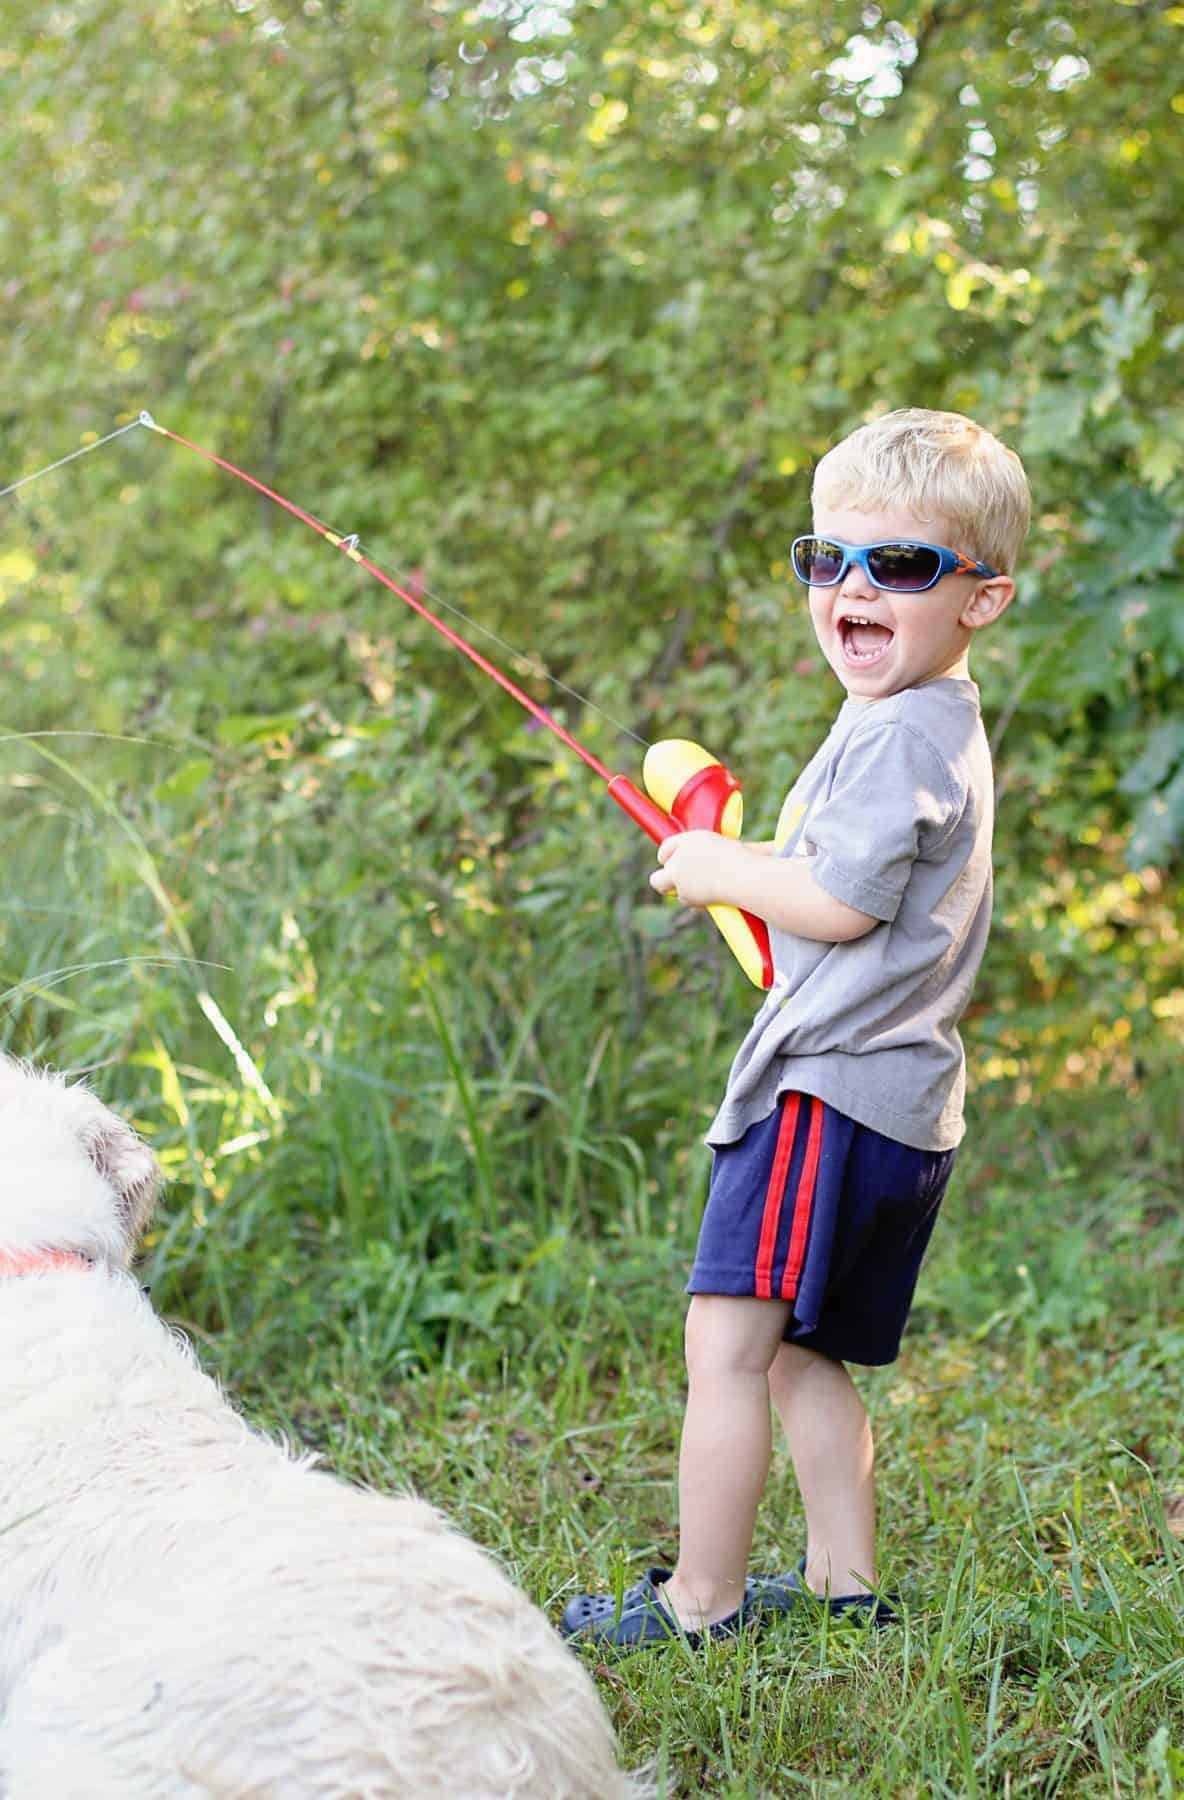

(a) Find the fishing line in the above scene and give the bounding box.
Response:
[0,418,145,500]
[346,559,648,751]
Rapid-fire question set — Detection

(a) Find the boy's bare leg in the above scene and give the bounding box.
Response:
[768,1341,876,1597]
[662,1293,790,1630]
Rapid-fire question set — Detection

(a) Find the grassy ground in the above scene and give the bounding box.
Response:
[186,1082,1184,1799]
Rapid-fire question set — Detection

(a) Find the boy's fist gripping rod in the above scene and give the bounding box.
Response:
[614,745,773,990]
[137,413,774,990]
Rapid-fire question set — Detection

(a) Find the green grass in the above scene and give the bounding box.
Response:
[1,736,1182,1796]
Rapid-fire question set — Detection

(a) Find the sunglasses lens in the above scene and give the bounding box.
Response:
[866,544,941,591]
[793,538,844,585]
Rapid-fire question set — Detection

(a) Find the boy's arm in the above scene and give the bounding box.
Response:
[650,832,877,944]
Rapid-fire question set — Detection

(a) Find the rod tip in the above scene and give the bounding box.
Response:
[138,410,159,431]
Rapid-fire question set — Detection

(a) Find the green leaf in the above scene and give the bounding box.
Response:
[1119,720,1184,797]
[215,714,302,747]
[154,756,214,801]
[1127,764,1184,868]
[1021,385,1091,459]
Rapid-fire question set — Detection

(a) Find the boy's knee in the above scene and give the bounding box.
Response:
[684,1293,790,1379]
[770,1340,841,1385]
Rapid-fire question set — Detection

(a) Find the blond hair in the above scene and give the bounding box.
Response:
[812,408,1031,575]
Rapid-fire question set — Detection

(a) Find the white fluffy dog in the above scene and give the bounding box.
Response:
[0,1059,641,1799]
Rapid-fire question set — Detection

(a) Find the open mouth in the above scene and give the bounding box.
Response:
[838,613,894,668]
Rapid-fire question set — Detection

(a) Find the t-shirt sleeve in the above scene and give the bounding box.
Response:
[799,722,963,922]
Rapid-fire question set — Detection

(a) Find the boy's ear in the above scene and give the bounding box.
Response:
[961,574,1015,633]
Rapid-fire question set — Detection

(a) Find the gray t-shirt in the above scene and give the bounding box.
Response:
[707,677,993,1153]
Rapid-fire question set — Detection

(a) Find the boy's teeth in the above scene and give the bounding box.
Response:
[840,615,893,663]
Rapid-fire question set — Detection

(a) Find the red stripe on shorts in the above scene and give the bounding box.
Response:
[780,1096,823,1300]
[753,1093,800,1299]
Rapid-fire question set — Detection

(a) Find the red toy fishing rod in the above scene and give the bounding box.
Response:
[138,413,774,989]
[139,421,662,818]
[15,411,775,988]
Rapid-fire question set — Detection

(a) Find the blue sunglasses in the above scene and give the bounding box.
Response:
[791,535,998,594]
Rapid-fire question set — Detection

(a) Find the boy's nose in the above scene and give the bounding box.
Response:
[837,561,877,602]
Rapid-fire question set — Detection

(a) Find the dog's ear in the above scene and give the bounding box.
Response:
[80,1113,162,1251]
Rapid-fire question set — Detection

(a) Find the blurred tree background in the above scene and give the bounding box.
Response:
[1,0,1181,1340]
[3,3,1183,1790]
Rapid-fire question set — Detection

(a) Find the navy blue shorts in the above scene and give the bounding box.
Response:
[688,1093,956,1366]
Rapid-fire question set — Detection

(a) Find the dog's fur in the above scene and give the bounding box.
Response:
[0,1060,640,1799]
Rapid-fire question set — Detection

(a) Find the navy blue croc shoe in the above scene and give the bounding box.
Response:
[560,1568,764,1652]
[746,1568,807,1615]
[773,1556,898,1626]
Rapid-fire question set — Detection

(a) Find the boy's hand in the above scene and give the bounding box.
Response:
[651,832,879,943]
[650,832,747,909]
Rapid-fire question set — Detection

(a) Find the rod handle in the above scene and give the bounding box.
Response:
[607,772,774,991]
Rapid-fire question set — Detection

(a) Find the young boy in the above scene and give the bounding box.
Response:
[561,408,1031,1649]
